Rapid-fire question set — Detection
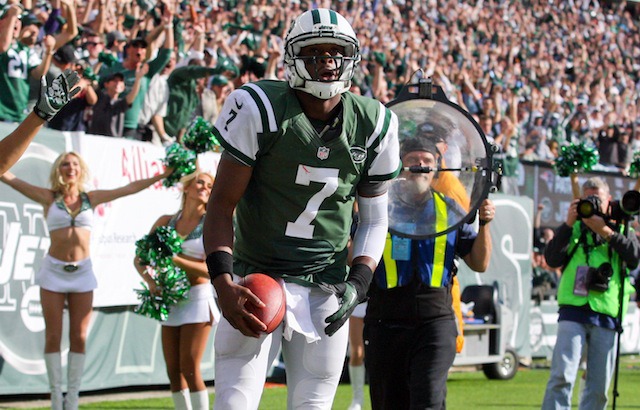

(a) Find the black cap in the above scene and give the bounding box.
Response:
[400,138,440,159]
[106,30,127,46]
[128,37,148,48]
[21,12,42,27]
[101,71,125,84]
[53,44,77,64]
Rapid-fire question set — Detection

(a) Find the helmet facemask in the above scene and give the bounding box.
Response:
[284,9,361,99]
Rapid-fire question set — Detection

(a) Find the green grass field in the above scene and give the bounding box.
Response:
[17,356,640,409]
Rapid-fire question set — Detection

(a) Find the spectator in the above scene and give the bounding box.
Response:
[26,0,80,112]
[631,128,640,154]
[197,74,232,125]
[87,64,147,137]
[81,32,106,72]
[164,58,220,140]
[497,93,521,195]
[521,141,540,162]
[99,12,173,139]
[48,58,98,132]
[596,123,620,169]
[0,4,55,122]
[138,53,176,145]
[616,129,633,174]
[103,30,127,64]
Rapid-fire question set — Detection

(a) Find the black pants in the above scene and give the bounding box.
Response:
[364,317,457,410]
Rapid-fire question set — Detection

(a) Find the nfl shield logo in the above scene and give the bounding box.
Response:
[317,146,330,160]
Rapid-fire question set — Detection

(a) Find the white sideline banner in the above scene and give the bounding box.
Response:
[69,134,221,307]
[76,135,180,307]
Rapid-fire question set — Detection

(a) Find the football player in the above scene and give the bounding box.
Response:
[203,8,401,409]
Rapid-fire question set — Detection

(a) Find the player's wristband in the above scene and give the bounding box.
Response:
[206,251,233,282]
[479,219,490,226]
[347,263,373,301]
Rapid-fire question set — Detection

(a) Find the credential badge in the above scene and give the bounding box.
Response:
[317,146,330,160]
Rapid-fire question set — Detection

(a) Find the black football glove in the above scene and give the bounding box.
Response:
[319,263,373,336]
[34,69,81,121]
[318,281,360,337]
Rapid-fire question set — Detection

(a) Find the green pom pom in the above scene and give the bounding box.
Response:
[134,226,190,322]
[134,265,191,321]
[554,143,599,177]
[134,287,169,321]
[629,152,640,179]
[183,117,219,154]
[135,226,184,267]
[157,265,191,305]
[162,143,197,187]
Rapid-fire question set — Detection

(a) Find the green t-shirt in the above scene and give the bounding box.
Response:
[164,65,218,136]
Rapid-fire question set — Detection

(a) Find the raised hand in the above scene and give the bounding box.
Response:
[33,69,82,121]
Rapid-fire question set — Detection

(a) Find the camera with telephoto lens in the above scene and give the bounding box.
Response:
[587,262,614,292]
[576,195,603,219]
[610,190,640,221]
[577,191,640,221]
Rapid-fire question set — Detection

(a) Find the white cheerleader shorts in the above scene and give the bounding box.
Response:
[163,283,220,327]
[36,255,97,293]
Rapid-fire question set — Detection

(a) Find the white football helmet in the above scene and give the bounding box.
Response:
[284,8,361,99]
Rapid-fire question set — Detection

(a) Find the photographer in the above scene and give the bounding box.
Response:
[542,177,640,409]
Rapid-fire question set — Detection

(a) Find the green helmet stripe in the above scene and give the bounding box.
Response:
[312,9,321,24]
[329,10,338,24]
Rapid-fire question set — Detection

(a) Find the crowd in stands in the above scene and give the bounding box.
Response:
[2,0,640,175]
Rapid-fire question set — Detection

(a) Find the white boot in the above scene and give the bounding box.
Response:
[63,352,85,410]
[189,389,209,410]
[44,353,63,410]
[171,388,192,410]
[347,364,365,410]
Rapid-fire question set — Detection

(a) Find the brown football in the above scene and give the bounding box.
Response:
[241,273,286,334]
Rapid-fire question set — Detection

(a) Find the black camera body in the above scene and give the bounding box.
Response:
[586,262,614,292]
[576,195,602,219]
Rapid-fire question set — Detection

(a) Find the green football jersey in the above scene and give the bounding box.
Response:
[213,80,401,284]
[0,42,41,122]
